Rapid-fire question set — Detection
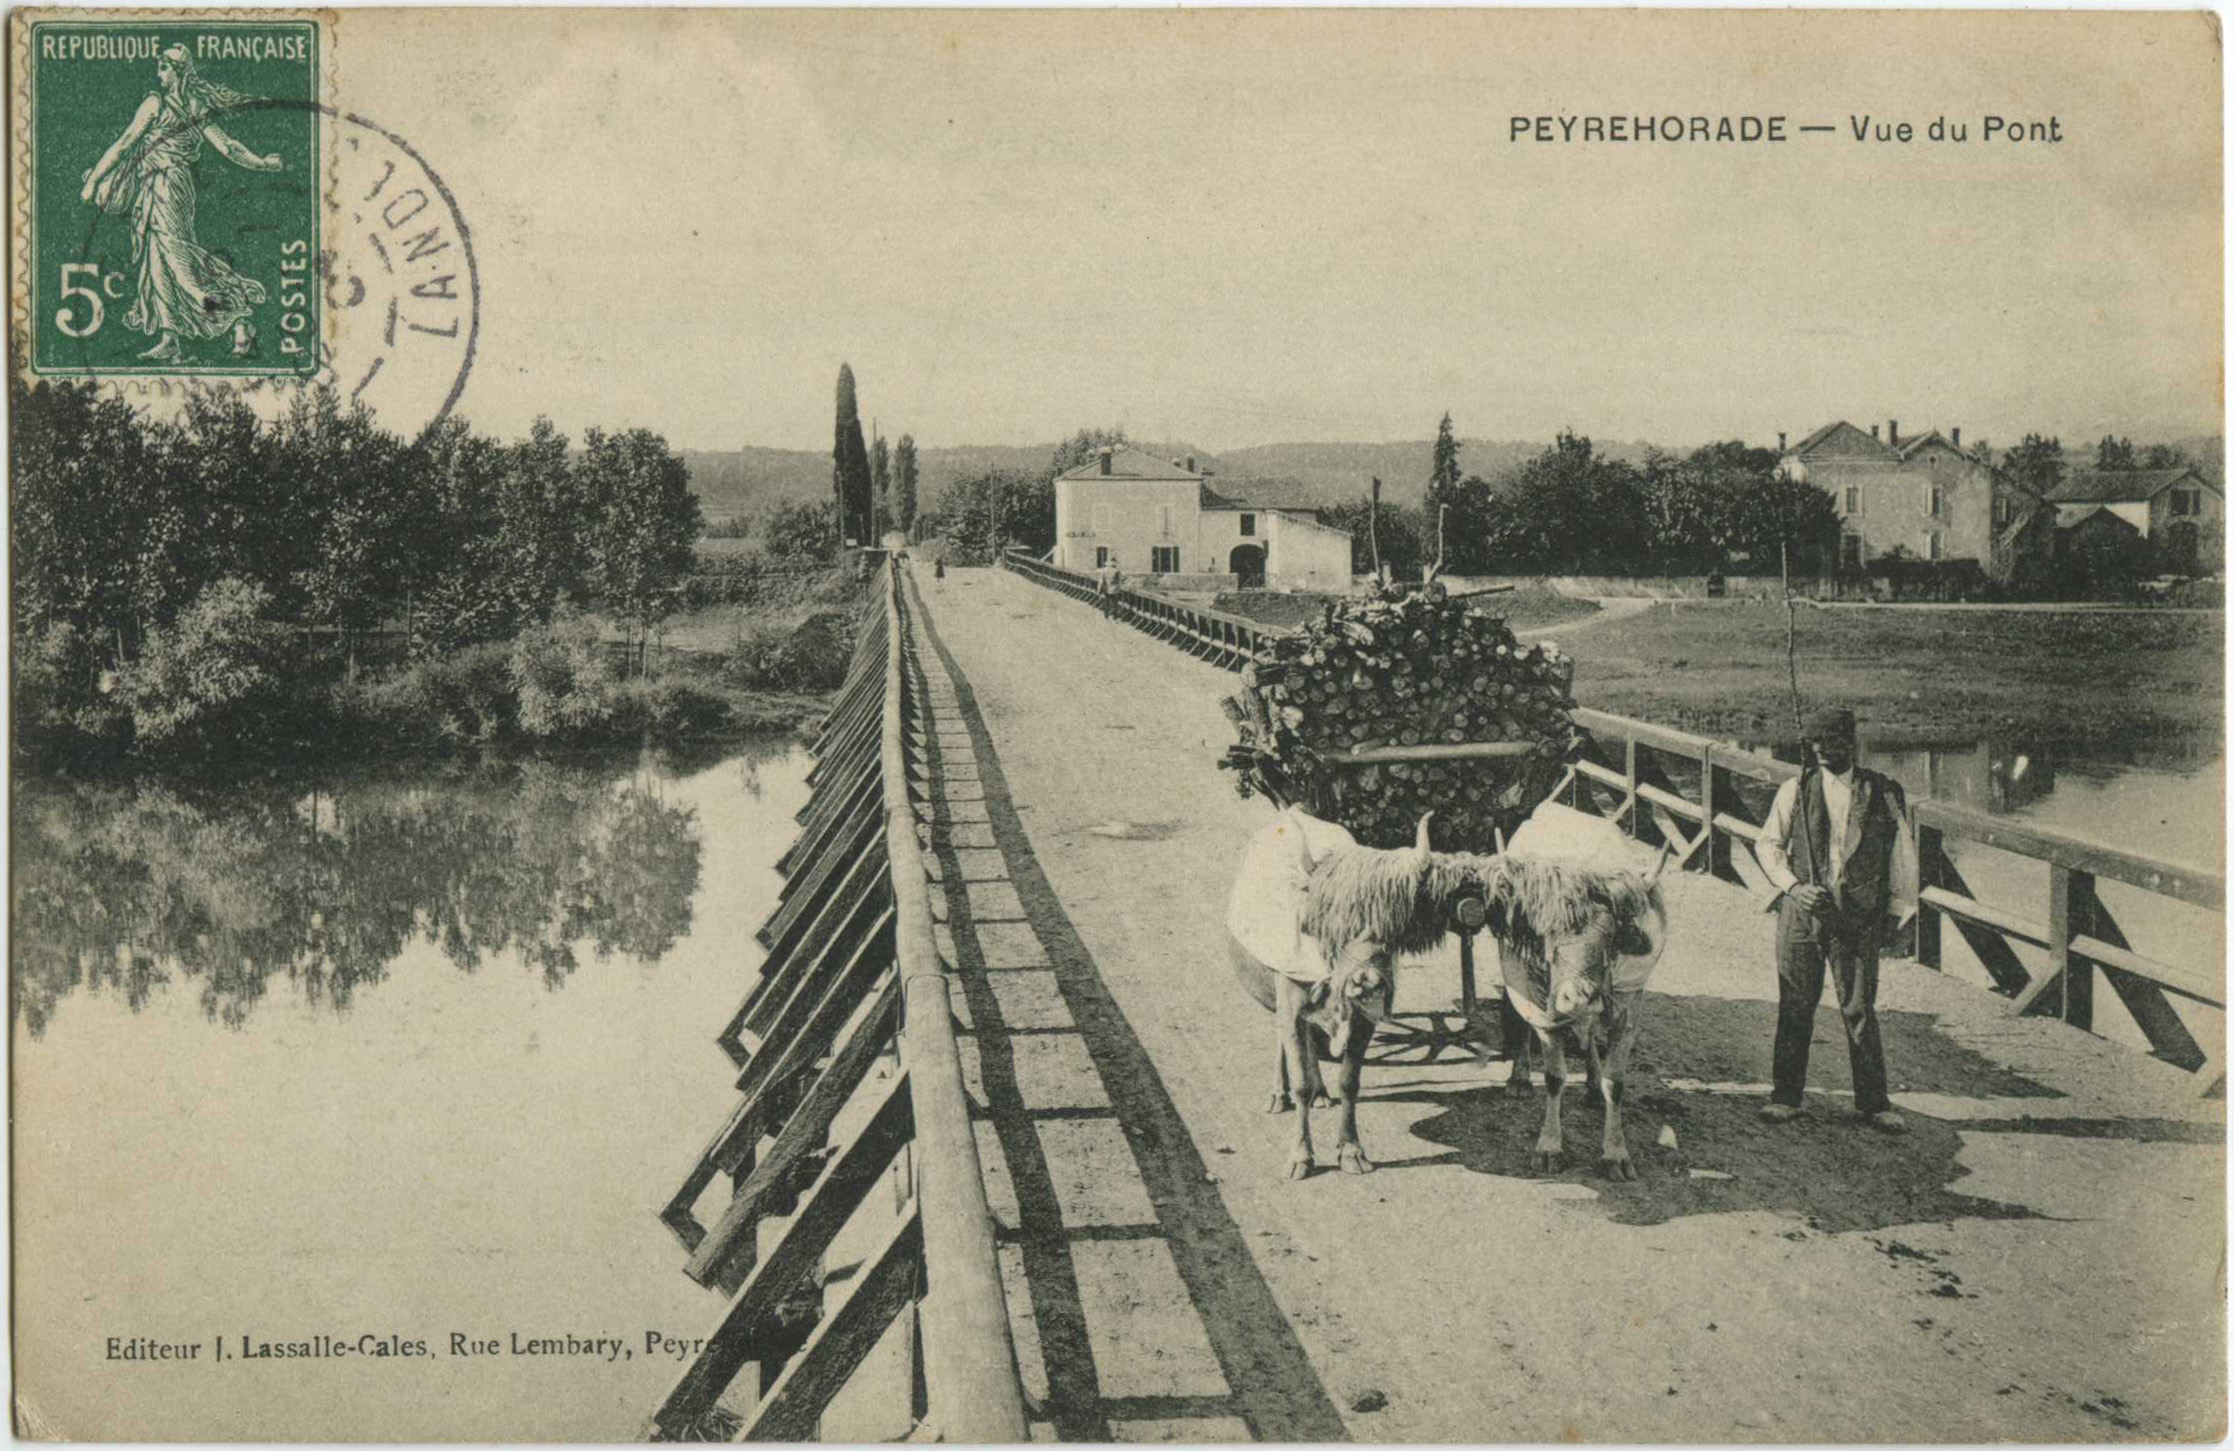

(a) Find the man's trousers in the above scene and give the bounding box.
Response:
[1770,897,1890,1115]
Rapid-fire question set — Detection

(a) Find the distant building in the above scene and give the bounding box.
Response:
[2047,467,2222,570]
[1052,445,1353,591]
[1776,418,2047,582]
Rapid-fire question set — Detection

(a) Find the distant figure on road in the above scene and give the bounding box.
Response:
[1755,705,1918,1133]
[933,555,945,581]
[1096,556,1120,616]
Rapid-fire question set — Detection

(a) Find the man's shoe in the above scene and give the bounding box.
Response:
[1864,1110,1908,1135]
[1758,1103,1802,1124]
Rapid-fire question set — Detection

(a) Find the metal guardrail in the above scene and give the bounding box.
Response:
[647,560,1026,1441]
[1004,550,2227,1095]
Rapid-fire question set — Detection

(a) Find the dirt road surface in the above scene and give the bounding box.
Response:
[907,565,2224,1444]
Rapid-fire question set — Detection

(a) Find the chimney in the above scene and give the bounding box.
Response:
[1889,419,1899,446]
[1951,426,1961,448]
[1098,446,1113,477]
[1870,424,1880,440]
[1777,431,1787,452]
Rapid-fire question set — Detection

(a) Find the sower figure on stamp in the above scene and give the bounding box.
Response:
[79,46,283,363]
[1755,705,1919,1133]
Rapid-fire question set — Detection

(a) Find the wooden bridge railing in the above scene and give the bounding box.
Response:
[1002,548,1287,667]
[1565,708,2226,1096]
[647,559,1027,1441]
[1001,550,2227,1095]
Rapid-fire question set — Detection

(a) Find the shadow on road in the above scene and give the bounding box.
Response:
[1376,986,2221,1232]
[914,602,1352,1444]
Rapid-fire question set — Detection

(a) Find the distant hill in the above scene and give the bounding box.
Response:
[684,435,1670,525]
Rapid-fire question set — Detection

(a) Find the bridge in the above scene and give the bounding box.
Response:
[646,557,2226,1443]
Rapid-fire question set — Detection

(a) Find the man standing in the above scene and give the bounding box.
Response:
[1755,705,1918,1132]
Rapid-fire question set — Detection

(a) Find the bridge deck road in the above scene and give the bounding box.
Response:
[910,565,2225,1444]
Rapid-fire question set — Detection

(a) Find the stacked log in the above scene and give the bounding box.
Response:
[1219,584,1580,851]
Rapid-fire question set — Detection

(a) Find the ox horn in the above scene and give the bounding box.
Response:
[1646,843,1674,886]
[1412,810,1435,868]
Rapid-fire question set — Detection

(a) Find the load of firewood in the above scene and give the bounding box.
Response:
[1218,583,1581,851]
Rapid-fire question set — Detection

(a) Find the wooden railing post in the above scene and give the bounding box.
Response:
[1916,822,1943,969]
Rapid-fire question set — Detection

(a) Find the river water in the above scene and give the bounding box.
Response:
[10,740,809,1442]
[1863,732,2225,1056]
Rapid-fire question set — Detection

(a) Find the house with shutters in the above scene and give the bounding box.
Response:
[1050,445,1354,591]
[1775,418,2049,582]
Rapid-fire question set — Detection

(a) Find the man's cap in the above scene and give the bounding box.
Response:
[1803,705,1857,743]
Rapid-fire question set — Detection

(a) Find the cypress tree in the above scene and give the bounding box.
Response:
[870,432,891,536]
[832,364,872,547]
[894,434,919,537]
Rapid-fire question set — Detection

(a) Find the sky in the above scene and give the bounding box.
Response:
[324,8,2221,453]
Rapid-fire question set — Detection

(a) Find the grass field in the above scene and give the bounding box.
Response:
[1568,601,2224,744]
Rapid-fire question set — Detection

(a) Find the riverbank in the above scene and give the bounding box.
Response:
[15,576,863,776]
[1566,599,2223,742]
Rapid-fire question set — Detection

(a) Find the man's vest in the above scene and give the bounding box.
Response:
[1783,767,1904,921]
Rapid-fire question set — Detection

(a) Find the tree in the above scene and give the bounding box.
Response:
[579,427,703,673]
[870,433,891,537]
[1322,496,1425,578]
[940,469,1052,562]
[1048,426,1127,481]
[1481,430,1650,574]
[2003,434,2066,496]
[278,388,417,672]
[1425,412,1462,564]
[893,434,920,537]
[762,498,837,562]
[2142,443,2193,471]
[2096,435,2137,471]
[832,364,872,548]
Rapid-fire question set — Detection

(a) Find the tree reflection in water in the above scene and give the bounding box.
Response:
[12,751,708,1037]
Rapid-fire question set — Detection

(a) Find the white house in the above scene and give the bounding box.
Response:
[1051,445,1353,591]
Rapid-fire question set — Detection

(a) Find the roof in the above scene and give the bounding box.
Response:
[1198,487,1352,537]
[2046,467,2215,505]
[1056,445,1203,483]
[2055,503,2144,536]
[1895,430,1965,460]
[1785,420,1897,460]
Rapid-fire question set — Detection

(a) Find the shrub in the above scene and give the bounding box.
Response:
[113,578,293,749]
[621,677,735,744]
[509,615,619,737]
[723,612,851,693]
[349,642,515,749]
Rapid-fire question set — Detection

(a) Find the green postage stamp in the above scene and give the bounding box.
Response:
[16,14,322,378]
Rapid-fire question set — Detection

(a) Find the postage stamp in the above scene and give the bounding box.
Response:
[18,14,322,379]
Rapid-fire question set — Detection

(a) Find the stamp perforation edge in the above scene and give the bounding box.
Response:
[8,7,341,398]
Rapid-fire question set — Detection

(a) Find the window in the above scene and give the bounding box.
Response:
[1992,497,2009,527]
[1157,505,1175,538]
[1844,486,1859,516]
[1239,513,1257,537]
[1925,482,1944,518]
[1096,546,1111,568]
[1151,545,1180,574]
[1840,532,1863,570]
[1927,531,1944,561]
[1091,503,1111,534]
[2172,489,2200,517]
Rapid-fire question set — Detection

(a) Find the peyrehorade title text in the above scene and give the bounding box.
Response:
[1510,114,2064,145]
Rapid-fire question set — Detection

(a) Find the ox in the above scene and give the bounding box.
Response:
[1489,804,1671,1180]
[1227,807,1445,1180]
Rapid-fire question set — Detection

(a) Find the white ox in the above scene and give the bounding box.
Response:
[1493,802,1671,1180]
